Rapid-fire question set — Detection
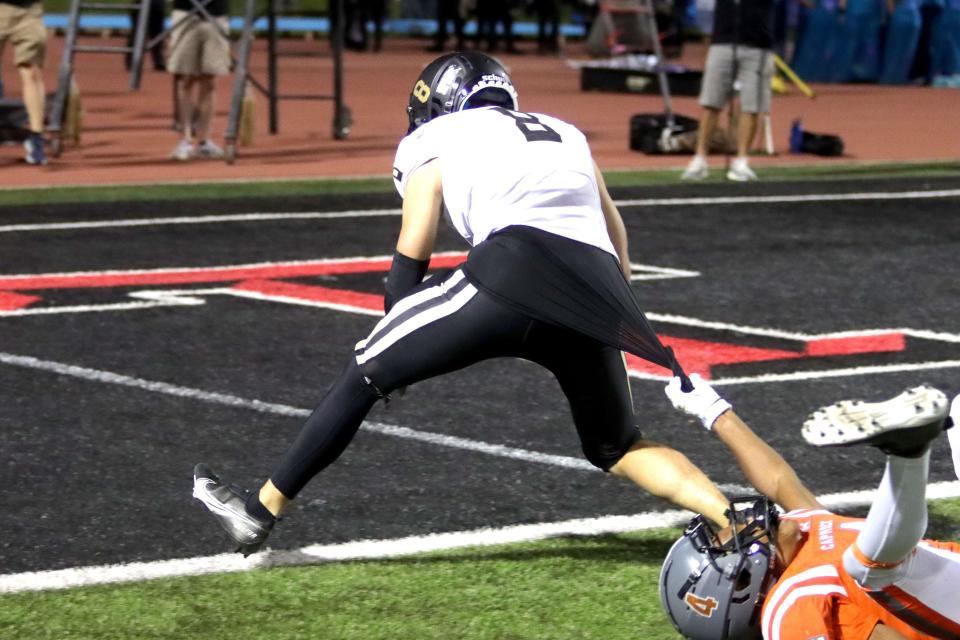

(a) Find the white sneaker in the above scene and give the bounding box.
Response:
[681,155,708,181]
[171,139,195,161]
[726,157,758,182]
[197,139,225,159]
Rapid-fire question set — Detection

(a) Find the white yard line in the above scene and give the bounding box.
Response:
[2,188,958,233]
[0,351,597,471]
[2,481,958,593]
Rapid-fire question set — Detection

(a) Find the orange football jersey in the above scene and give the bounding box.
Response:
[761,509,959,640]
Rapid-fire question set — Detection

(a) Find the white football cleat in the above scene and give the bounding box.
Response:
[802,385,949,457]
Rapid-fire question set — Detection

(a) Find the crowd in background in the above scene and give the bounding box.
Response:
[777,0,960,85]
[344,0,959,84]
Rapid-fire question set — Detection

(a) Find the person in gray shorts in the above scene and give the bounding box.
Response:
[681,0,775,182]
[167,0,231,161]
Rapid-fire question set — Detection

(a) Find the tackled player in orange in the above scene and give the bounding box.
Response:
[660,378,960,640]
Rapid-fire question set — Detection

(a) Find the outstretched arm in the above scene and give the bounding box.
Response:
[396,159,444,260]
[710,409,823,513]
[594,160,631,280]
[384,160,445,312]
[665,375,822,513]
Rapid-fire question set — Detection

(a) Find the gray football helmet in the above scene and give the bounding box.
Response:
[659,495,780,640]
[405,52,519,134]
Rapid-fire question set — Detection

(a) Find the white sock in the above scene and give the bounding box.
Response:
[857,452,929,564]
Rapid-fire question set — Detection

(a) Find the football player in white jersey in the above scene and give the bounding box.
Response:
[192,52,733,555]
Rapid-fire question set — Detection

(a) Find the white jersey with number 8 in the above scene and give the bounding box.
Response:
[392,106,617,258]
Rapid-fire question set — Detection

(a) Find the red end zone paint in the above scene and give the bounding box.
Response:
[805,333,905,356]
[0,291,41,311]
[232,279,385,313]
[626,332,907,379]
[0,254,468,292]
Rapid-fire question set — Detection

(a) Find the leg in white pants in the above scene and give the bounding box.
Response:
[842,450,960,635]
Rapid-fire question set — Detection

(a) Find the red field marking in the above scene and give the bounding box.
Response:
[0,253,468,311]
[805,333,906,356]
[0,255,919,382]
[626,333,907,379]
[0,291,41,311]
[232,279,386,312]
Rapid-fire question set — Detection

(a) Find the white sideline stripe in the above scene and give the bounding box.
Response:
[0,299,197,317]
[0,350,754,488]
[0,351,753,494]
[709,360,960,386]
[214,288,384,317]
[615,189,960,208]
[627,360,960,386]
[0,254,411,281]
[0,209,403,233]
[3,481,958,594]
[645,312,960,343]
[2,189,958,233]
[0,510,696,593]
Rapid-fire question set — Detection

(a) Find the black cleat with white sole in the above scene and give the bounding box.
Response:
[192,463,275,557]
[801,385,950,458]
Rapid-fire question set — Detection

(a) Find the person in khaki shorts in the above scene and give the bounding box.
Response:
[681,0,775,182]
[167,0,230,160]
[0,0,47,165]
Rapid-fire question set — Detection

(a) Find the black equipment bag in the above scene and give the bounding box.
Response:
[799,130,844,157]
[629,113,698,154]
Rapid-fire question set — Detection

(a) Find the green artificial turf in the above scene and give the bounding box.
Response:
[0,160,956,207]
[2,498,957,640]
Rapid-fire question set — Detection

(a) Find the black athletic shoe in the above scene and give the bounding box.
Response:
[192,463,274,557]
[801,385,949,457]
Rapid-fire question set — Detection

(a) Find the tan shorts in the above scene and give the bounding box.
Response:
[0,2,47,68]
[167,10,231,76]
[698,44,774,114]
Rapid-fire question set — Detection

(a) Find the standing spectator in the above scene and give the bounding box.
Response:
[910,0,945,83]
[475,0,520,52]
[880,0,922,83]
[427,0,466,51]
[681,0,775,182]
[790,0,843,82]
[167,0,230,161]
[345,0,386,51]
[126,0,166,71]
[832,0,886,81]
[532,0,561,53]
[929,0,960,83]
[0,0,47,165]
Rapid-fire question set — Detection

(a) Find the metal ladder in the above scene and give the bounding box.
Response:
[596,0,675,130]
[222,0,351,164]
[47,0,152,156]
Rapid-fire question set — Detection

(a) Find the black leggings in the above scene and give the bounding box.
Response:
[270,269,640,498]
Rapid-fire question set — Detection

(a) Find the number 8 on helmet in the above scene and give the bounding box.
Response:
[405,52,519,134]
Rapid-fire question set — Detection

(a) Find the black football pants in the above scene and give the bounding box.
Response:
[270,268,641,499]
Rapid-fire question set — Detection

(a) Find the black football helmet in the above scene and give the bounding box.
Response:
[406,52,519,134]
[659,495,781,640]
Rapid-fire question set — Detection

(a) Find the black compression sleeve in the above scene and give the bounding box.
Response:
[384,251,429,313]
